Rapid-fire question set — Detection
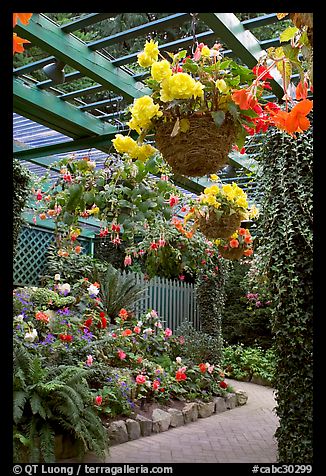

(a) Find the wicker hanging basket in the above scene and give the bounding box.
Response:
[218,246,244,260]
[154,112,237,177]
[197,210,242,240]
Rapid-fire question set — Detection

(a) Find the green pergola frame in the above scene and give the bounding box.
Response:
[13,12,287,213]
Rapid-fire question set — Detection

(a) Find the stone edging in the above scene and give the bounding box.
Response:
[104,390,248,446]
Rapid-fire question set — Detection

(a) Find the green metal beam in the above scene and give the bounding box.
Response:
[198,13,284,99]
[14,77,117,139]
[14,14,151,101]
[61,13,118,33]
[88,13,191,50]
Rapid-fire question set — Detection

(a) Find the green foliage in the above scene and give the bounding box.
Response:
[223,261,273,349]
[45,244,108,284]
[13,160,32,256]
[175,321,222,366]
[13,338,107,463]
[255,124,313,463]
[93,263,147,323]
[222,344,275,384]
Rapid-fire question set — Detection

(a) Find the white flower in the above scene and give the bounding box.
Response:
[58,283,71,294]
[87,284,100,296]
[176,357,182,364]
[24,329,38,342]
[143,328,153,335]
[54,274,61,281]
[14,314,24,322]
[150,310,158,318]
[154,321,162,328]
[205,362,211,368]
[137,321,143,327]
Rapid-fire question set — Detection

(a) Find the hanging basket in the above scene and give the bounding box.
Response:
[218,246,244,261]
[197,211,242,240]
[154,112,237,177]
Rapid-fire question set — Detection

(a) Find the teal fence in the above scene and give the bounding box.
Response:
[13,225,91,287]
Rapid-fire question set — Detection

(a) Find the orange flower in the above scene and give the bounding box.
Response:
[243,248,254,256]
[232,88,258,110]
[13,13,33,27]
[238,228,247,236]
[285,99,313,134]
[13,33,30,54]
[198,363,207,373]
[295,80,308,101]
[244,235,252,244]
[229,239,239,248]
[75,245,82,254]
[121,329,132,337]
[185,230,194,239]
[93,282,100,288]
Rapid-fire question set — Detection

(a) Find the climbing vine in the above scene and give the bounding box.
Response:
[13,159,32,257]
[255,122,313,462]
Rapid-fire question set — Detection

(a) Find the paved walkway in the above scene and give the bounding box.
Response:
[64,379,279,464]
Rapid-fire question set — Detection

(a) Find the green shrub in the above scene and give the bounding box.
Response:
[222,344,276,384]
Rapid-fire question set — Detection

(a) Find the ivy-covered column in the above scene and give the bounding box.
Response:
[13,159,32,257]
[195,260,229,363]
[256,125,313,462]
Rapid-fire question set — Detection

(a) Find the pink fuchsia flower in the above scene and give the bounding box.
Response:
[36,190,42,200]
[164,328,172,337]
[160,174,169,181]
[95,395,103,405]
[152,380,160,390]
[117,349,126,360]
[150,241,159,250]
[111,236,122,245]
[86,355,93,366]
[138,249,145,256]
[136,374,146,384]
[158,238,166,247]
[179,275,185,281]
[124,255,132,266]
[169,194,179,207]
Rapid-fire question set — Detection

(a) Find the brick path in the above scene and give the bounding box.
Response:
[64,379,279,464]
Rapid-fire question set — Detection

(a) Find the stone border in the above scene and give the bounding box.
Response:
[104,390,248,445]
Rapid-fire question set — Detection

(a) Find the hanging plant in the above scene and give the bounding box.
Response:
[217,227,254,261]
[182,175,258,240]
[111,21,313,177]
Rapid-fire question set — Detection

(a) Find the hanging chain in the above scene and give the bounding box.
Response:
[190,13,199,54]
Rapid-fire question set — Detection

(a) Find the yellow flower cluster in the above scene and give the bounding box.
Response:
[127,96,163,134]
[151,60,172,82]
[200,182,249,210]
[160,73,204,103]
[137,40,159,67]
[112,134,157,162]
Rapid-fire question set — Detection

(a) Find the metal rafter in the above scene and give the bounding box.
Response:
[14,13,151,101]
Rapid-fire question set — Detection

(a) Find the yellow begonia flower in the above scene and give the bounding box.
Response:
[201,45,211,57]
[210,174,219,181]
[112,134,138,156]
[215,79,228,93]
[204,185,219,196]
[127,96,163,133]
[160,73,204,103]
[151,60,172,82]
[137,52,154,68]
[143,39,159,61]
[134,143,157,162]
[214,239,221,246]
[222,184,236,200]
[231,232,238,239]
[88,206,100,215]
[202,195,218,206]
[236,197,249,208]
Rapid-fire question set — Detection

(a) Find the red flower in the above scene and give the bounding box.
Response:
[95,395,103,406]
[175,370,187,381]
[118,308,129,320]
[150,242,159,250]
[99,312,106,319]
[59,334,73,342]
[219,381,228,389]
[252,65,273,81]
[84,318,93,328]
[152,380,160,390]
[169,194,179,207]
[121,329,132,337]
[199,363,207,373]
[98,316,107,329]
